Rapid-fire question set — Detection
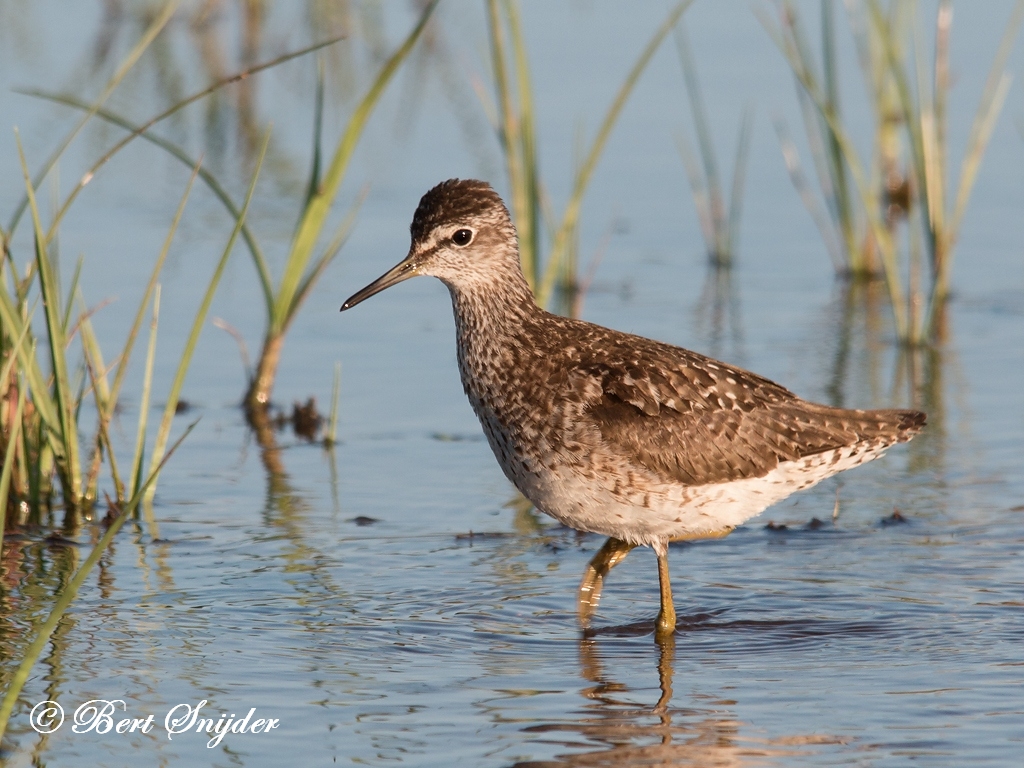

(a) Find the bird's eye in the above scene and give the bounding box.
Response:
[452,229,473,246]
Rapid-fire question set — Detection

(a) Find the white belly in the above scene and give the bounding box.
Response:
[504,438,892,548]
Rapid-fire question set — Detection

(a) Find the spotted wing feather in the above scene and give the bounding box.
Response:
[571,332,925,487]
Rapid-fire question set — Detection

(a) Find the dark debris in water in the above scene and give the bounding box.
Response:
[881,510,909,526]
[44,534,81,548]
[766,517,835,533]
[430,432,484,442]
[149,536,214,544]
[455,530,514,542]
[348,516,380,527]
[291,397,323,440]
[263,397,325,441]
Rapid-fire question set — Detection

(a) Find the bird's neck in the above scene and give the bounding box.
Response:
[444,264,540,390]
[445,264,537,335]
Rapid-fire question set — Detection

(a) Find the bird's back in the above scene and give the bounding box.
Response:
[508,311,923,482]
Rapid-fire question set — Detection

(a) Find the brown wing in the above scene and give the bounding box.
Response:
[572,334,924,487]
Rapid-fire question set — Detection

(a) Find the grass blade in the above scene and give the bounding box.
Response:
[773,116,844,269]
[326,361,341,447]
[539,0,694,306]
[0,377,27,555]
[487,0,526,283]
[288,195,363,324]
[505,0,542,288]
[676,130,715,252]
[28,36,344,252]
[272,1,437,336]
[246,2,437,411]
[144,131,270,501]
[23,93,273,314]
[0,419,197,743]
[131,286,161,498]
[61,256,84,336]
[79,317,124,502]
[726,105,754,259]
[16,132,82,507]
[301,55,326,219]
[0,291,57,433]
[7,0,177,237]
[676,21,724,250]
[764,4,907,338]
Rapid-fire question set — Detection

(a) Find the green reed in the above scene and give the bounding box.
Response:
[484,0,693,313]
[0,128,269,736]
[0,2,178,515]
[22,4,433,415]
[0,7,277,737]
[866,0,1024,307]
[675,21,752,268]
[243,0,437,412]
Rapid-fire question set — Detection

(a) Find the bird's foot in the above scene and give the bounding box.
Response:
[655,603,677,638]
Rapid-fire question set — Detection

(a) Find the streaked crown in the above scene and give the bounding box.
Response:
[410,179,513,245]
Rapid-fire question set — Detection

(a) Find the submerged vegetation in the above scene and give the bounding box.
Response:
[0,0,1018,754]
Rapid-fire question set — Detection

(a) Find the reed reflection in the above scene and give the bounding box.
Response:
[693,263,745,366]
[246,404,348,605]
[823,277,954,479]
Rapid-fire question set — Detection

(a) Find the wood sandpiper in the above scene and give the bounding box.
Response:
[341,179,926,637]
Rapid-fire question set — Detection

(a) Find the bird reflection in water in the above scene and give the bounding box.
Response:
[512,633,760,767]
[511,627,850,766]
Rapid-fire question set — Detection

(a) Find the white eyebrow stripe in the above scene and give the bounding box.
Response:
[416,230,442,254]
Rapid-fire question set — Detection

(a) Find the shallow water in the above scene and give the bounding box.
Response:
[1,2,1023,765]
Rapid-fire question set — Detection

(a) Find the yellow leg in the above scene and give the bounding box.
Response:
[578,537,636,628]
[655,548,676,637]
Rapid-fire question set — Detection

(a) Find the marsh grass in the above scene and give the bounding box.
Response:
[675,22,752,268]
[482,0,693,314]
[0,1,179,516]
[0,0,440,732]
[326,361,342,447]
[766,0,876,277]
[20,6,436,418]
[0,130,269,740]
[0,14,433,725]
[866,0,1024,305]
[764,0,1023,345]
[0,3,291,739]
[243,2,437,412]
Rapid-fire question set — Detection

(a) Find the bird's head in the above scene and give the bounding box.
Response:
[341,179,522,311]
